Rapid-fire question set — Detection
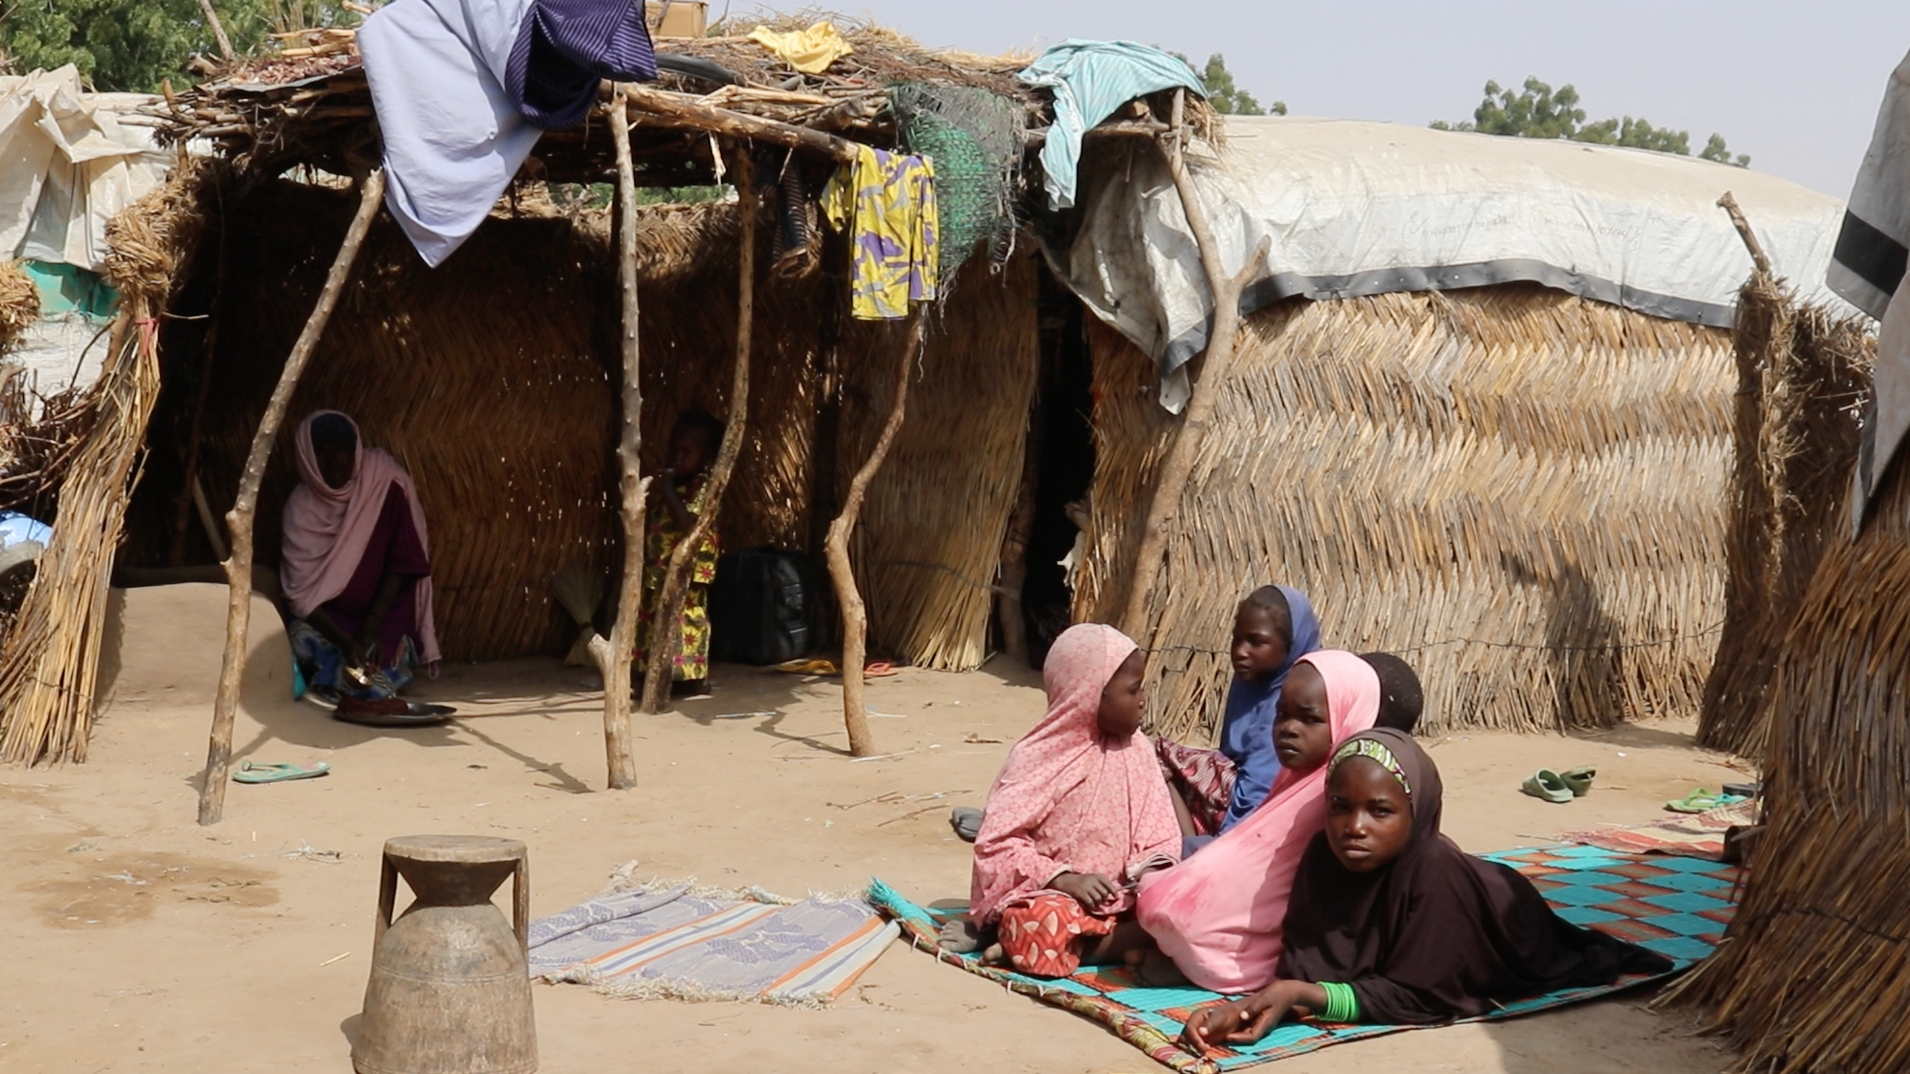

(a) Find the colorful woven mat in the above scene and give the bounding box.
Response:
[872,845,1742,1072]
[1558,799,1759,860]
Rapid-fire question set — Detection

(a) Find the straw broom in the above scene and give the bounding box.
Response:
[553,561,606,668]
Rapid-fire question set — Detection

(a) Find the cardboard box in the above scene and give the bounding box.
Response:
[645,0,707,39]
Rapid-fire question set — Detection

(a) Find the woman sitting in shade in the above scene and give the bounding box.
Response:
[281,410,441,700]
[1181,728,1672,1054]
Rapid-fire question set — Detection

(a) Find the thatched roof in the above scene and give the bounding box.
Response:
[147,13,1215,187]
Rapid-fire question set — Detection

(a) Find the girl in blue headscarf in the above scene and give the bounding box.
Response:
[1156,585,1322,844]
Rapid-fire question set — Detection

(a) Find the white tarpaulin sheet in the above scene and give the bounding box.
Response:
[1052,116,1851,411]
[0,67,167,273]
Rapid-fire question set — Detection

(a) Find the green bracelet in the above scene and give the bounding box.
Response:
[1318,981,1360,1023]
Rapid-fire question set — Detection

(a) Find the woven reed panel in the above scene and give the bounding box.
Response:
[1671,456,1910,1074]
[836,254,1040,671]
[1695,276,1871,758]
[1078,285,1735,739]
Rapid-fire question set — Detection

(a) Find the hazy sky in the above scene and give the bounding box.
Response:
[787,0,1910,199]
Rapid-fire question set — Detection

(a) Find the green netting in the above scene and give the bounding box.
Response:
[890,82,1021,282]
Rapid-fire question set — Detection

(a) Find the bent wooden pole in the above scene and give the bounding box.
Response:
[1118,91,1268,641]
[587,87,644,789]
[640,147,757,714]
[824,311,923,757]
[198,169,384,826]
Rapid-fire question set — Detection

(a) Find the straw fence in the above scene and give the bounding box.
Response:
[1076,285,1735,740]
[1668,458,1910,1074]
[1695,274,1872,758]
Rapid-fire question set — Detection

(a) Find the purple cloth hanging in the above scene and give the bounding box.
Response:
[506,0,658,131]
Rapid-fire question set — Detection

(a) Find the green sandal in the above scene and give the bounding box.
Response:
[1560,766,1596,797]
[233,761,331,784]
[1665,788,1745,814]
[1521,769,1574,803]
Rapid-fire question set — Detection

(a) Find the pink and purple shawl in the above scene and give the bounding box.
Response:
[1135,649,1379,992]
[281,410,441,665]
[969,624,1181,925]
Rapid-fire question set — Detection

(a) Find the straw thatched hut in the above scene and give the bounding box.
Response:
[0,13,1858,785]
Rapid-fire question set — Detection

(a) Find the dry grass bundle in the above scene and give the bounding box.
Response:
[1667,460,1910,1074]
[0,261,39,349]
[1078,285,1735,740]
[0,163,215,764]
[1696,274,1872,758]
[0,378,99,520]
[838,254,1040,670]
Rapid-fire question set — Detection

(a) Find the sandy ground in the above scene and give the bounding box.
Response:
[0,583,1753,1073]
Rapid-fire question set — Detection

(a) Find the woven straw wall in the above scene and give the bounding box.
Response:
[1077,285,1734,740]
[128,182,1028,669]
[837,255,1041,670]
[1696,275,1872,758]
[1671,459,1910,1074]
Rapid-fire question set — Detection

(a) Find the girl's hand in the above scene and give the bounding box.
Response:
[1050,871,1118,909]
[1179,986,1293,1054]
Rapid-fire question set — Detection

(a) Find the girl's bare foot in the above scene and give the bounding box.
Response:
[937,915,984,954]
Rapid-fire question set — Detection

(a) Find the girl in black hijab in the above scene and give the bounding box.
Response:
[1183,728,1671,1053]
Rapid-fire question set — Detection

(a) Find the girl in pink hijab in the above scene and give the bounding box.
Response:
[282,410,440,700]
[1136,650,1379,992]
[941,623,1182,978]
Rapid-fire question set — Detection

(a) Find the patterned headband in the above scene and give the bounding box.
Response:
[1331,737,1412,797]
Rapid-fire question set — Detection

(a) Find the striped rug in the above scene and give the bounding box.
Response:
[528,877,898,1006]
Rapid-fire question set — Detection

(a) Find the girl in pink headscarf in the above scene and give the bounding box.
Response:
[282,410,440,700]
[940,623,1182,978]
[1136,650,1379,992]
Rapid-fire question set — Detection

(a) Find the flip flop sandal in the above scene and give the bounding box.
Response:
[1723,781,1762,798]
[1520,769,1574,803]
[1665,788,1745,813]
[863,661,898,678]
[233,761,331,784]
[1559,766,1597,797]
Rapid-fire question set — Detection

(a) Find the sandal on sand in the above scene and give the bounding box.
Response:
[233,761,330,784]
[1521,769,1574,803]
[1559,766,1596,797]
[864,661,898,678]
[1665,788,1747,813]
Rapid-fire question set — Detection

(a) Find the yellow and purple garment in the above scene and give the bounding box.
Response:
[822,145,939,320]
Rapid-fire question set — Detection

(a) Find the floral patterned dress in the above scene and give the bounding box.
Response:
[635,475,718,681]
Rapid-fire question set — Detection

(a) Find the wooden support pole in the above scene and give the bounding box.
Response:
[640,145,757,713]
[198,169,383,826]
[587,87,645,790]
[825,311,923,758]
[1718,191,1772,277]
[620,83,858,164]
[1118,91,1269,641]
[195,0,237,62]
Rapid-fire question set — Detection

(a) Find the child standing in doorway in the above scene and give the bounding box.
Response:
[636,409,724,698]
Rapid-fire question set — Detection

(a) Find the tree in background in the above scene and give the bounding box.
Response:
[1170,52,1286,116]
[1433,76,1749,167]
[0,0,355,92]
